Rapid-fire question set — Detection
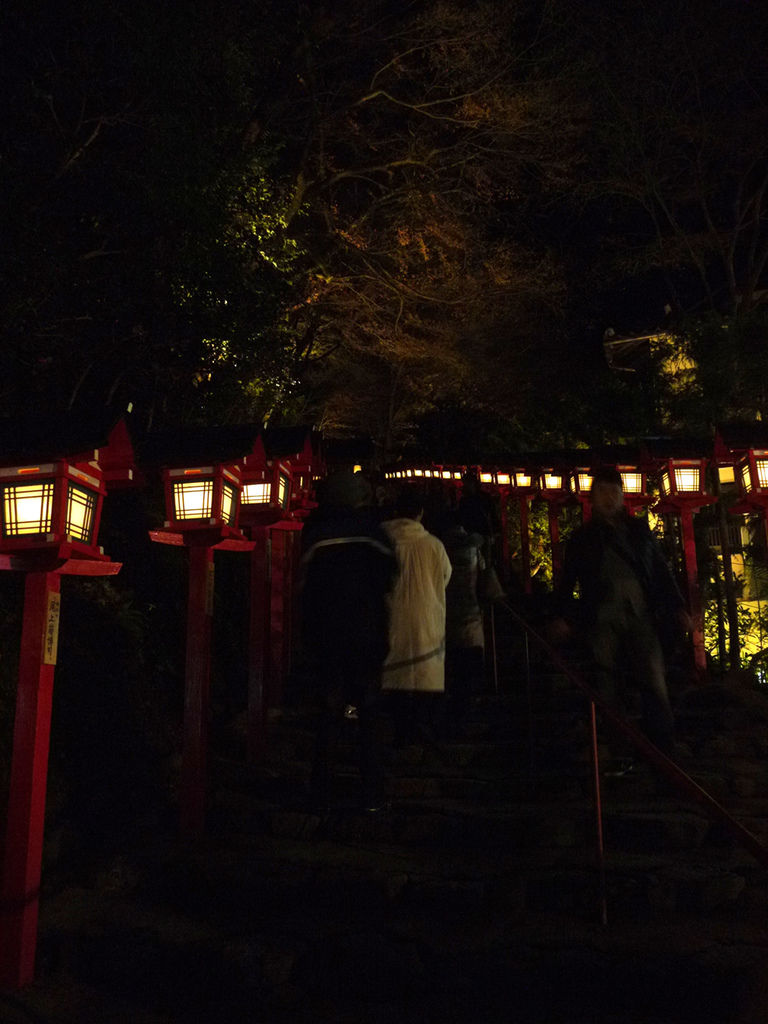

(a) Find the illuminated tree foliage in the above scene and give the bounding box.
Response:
[0,0,300,426]
[265,0,581,445]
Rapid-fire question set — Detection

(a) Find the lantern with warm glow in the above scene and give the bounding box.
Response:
[0,459,107,560]
[648,449,714,674]
[657,457,709,501]
[238,456,293,527]
[569,467,593,500]
[618,466,645,497]
[163,463,242,534]
[538,468,566,499]
[737,449,768,499]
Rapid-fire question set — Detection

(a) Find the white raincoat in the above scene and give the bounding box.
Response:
[381,517,452,692]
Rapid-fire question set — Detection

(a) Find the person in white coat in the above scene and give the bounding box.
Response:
[381,488,452,744]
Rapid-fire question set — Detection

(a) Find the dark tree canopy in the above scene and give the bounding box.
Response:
[1,0,767,451]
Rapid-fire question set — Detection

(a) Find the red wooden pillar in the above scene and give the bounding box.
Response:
[499,491,511,574]
[267,522,302,710]
[247,528,270,763]
[180,544,214,837]
[679,506,707,673]
[548,503,562,583]
[519,496,532,595]
[0,572,60,988]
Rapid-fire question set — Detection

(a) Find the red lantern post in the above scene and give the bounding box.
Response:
[147,430,256,836]
[504,468,536,594]
[0,433,121,990]
[651,452,714,674]
[239,435,303,762]
[538,465,567,582]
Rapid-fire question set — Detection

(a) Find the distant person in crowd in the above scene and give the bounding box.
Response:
[442,516,486,738]
[458,470,500,565]
[548,467,692,762]
[299,470,398,812]
[381,488,452,745]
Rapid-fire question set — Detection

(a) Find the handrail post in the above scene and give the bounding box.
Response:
[589,700,608,926]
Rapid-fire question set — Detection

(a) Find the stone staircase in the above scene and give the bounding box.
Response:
[14,614,768,1023]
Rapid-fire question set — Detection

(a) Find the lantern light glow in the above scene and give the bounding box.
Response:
[65,484,97,542]
[0,460,106,554]
[3,482,55,537]
[242,482,271,504]
[674,466,700,492]
[620,471,643,494]
[172,477,214,520]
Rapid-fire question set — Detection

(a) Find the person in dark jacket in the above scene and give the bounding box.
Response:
[549,467,692,758]
[299,470,398,811]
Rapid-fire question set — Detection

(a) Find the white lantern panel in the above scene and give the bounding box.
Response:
[278,473,290,508]
[620,472,642,494]
[173,479,213,520]
[242,482,271,504]
[220,483,237,525]
[674,466,700,492]
[66,483,97,542]
[2,481,55,536]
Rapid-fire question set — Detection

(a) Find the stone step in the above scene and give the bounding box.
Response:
[35,829,767,1024]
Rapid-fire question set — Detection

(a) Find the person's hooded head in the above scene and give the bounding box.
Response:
[320,470,372,509]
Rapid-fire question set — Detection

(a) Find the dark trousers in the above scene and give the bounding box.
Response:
[445,646,484,732]
[311,661,384,806]
[384,690,446,747]
[590,615,675,757]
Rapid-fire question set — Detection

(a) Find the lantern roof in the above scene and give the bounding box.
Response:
[640,436,710,464]
[140,425,262,469]
[714,422,768,460]
[261,424,320,463]
[0,406,128,467]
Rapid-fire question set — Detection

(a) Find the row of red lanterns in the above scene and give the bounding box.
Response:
[386,456,718,508]
[0,423,320,566]
[0,414,323,991]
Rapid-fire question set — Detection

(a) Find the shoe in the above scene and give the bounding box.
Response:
[602,757,635,778]
[360,799,392,814]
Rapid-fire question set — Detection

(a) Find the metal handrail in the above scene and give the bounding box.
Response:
[497,597,768,871]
